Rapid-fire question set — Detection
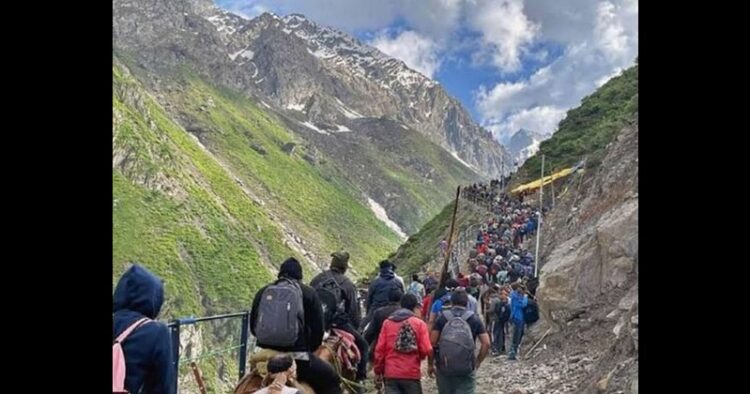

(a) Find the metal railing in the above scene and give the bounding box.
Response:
[167,310,252,386]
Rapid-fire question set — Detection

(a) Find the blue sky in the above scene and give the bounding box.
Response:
[215,0,638,144]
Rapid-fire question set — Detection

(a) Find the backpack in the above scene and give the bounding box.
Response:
[394,319,418,353]
[314,272,346,324]
[526,277,539,296]
[113,317,151,393]
[406,281,417,294]
[495,300,511,322]
[256,278,305,347]
[437,309,476,376]
[524,299,539,325]
[407,282,423,303]
[522,265,533,278]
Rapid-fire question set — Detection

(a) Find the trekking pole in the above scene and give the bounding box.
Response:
[437,186,461,290]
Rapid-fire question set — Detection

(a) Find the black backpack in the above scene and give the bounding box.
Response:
[524,298,539,324]
[314,272,346,324]
[437,309,476,376]
[255,278,305,347]
[495,299,511,322]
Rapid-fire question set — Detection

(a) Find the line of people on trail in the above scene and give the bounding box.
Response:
[114,258,497,394]
[113,236,536,394]
[113,254,408,394]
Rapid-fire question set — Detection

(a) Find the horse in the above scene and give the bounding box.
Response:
[234,331,360,394]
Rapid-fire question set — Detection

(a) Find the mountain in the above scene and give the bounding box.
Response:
[112,0,515,316]
[113,0,514,236]
[113,1,514,390]
[113,0,510,180]
[507,128,547,166]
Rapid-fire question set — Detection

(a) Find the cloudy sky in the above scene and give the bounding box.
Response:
[215,0,638,144]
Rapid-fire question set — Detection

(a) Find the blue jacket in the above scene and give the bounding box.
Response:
[509,290,528,322]
[367,268,404,312]
[113,265,176,394]
[431,292,478,315]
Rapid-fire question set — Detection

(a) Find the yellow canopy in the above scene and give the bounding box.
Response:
[511,167,575,194]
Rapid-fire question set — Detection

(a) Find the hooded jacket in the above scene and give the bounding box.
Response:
[374,309,432,380]
[113,265,176,394]
[366,267,404,313]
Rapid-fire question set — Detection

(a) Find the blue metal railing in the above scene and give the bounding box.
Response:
[167,310,252,385]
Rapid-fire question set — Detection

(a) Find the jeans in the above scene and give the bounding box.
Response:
[508,319,525,359]
[492,320,507,353]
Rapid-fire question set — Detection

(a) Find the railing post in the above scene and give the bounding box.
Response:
[238,311,250,380]
[170,320,181,378]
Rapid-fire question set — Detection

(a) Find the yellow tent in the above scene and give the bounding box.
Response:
[511,167,575,194]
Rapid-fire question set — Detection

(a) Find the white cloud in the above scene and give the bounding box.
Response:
[217,0,273,19]
[475,0,638,138]
[486,106,567,143]
[371,30,442,78]
[466,0,539,72]
[401,0,464,39]
[595,1,629,60]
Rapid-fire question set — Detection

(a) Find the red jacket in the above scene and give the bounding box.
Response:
[421,295,433,320]
[374,310,433,380]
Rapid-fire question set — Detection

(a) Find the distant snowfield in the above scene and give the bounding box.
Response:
[300,121,329,135]
[367,197,408,240]
[450,151,477,171]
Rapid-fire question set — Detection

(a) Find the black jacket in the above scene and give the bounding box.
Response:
[363,302,401,345]
[496,299,511,323]
[250,277,325,353]
[310,268,361,328]
[367,268,403,313]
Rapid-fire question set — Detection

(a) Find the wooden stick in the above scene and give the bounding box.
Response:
[525,327,552,358]
[437,186,461,291]
[190,362,208,394]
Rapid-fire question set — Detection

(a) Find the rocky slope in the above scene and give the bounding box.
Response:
[113,0,509,234]
[416,120,638,394]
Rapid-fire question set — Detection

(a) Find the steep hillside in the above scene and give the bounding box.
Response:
[113,59,403,319]
[113,0,491,235]
[526,119,638,394]
[388,197,489,277]
[514,63,638,184]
